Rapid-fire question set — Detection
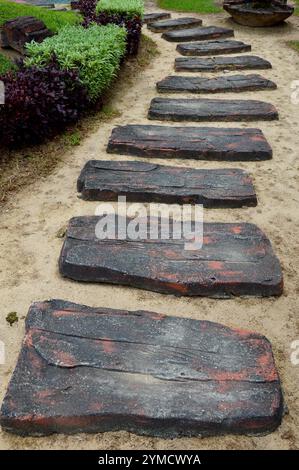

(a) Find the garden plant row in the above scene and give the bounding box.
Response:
[0,0,144,147]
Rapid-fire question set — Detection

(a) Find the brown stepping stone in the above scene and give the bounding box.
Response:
[162,26,234,42]
[107,125,272,161]
[148,17,202,33]
[78,160,257,208]
[177,39,251,56]
[59,217,283,297]
[175,55,272,72]
[143,12,171,24]
[148,98,278,122]
[0,299,284,437]
[157,74,277,94]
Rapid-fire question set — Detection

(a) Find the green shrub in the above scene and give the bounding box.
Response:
[25,24,127,101]
[96,0,144,18]
[0,53,15,75]
[0,0,81,33]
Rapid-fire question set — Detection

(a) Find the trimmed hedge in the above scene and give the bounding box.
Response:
[91,1,144,56]
[0,0,81,33]
[96,0,144,18]
[25,24,127,101]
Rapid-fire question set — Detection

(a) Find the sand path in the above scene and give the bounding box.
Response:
[0,5,298,449]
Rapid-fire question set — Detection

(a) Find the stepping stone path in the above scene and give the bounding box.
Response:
[177,39,251,56]
[0,15,285,438]
[162,26,234,42]
[148,98,278,122]
[148,17,202,33]
[175,55,272,72]
[107,125,272,161]
[157,74,277,94]
[59,217,283,297]
[0,299,284,437]
[143,12,171,24]
[78,160,257,208]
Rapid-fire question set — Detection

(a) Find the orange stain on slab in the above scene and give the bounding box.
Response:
[208,260,224,270]
[101,340,115,354]
[231,225,242,234]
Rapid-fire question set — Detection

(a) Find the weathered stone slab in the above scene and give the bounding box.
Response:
[78,160,257,208]
[177,39,251,56]
[175,55,272,72]
[157,74,277,94]
[0,299,284,437]
[143,12,171,24]
[148,17,202,33]
[162,26,234,42]
[107,125,273,161]
[0,16,53,54]
[58,217,283,297]
[148,98,279,122]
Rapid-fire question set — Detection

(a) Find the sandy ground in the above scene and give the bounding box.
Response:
[0,5,299,450]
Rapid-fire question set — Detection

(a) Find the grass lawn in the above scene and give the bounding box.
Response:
[157,0,221,14]
[0,0,81,33]
[0,53,15,75]
[157,1,299,16]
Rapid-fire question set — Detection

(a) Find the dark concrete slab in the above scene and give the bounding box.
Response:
[162,26,234,42]
[143,12,171,24]
[148,98,279,122]
[58,217,283,297]
[0,299,284,437]
[107,125,273,161]
[78,160,257,208]
[177,39,251,56]
[148,17,202,33]
[175,55,272,72]
[156,74,277,94]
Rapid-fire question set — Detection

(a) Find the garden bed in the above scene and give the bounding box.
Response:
[0,23,127,147]
[0,0,145,149]
[0,33,158,205]
[78,0,144,55]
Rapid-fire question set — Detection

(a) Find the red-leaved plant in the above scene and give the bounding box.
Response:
[0,58,89,148]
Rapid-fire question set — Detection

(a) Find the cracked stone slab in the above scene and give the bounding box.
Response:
[175,55,272,72]
[157,74,277,94]
[58,217,283,297]
[77,160,257,208]
[0,299,284,437]
[107,125,273,161]
[143,12,171,24]
[162,26,234,42]
[177,39,251,56]
[148,17,202,33]
[148,98,279,122]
